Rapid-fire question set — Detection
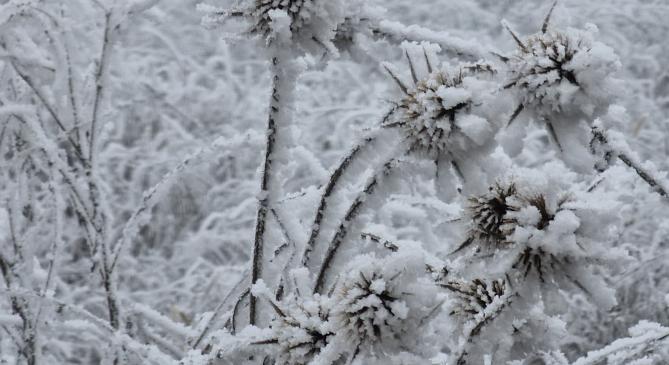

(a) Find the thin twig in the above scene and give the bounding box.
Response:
[88,11,112,163]
[250,56,283,325]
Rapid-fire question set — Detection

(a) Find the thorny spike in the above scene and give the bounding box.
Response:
[405,50,419,85]
[502,20,528,53]
[542,1,558,34]
[451,160,465,182]
[491,51,510,63]
[423,46,433,73]
[508,104,524,126]
[546,120,563,152]
[383,64,409,95]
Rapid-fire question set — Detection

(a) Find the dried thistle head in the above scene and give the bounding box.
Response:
[245,0,310,39]
[329,252,440,356]
[262,295,332,365]
[444,278,507,319]
[383,44,500,161]
[500,2,621,126]
[201,0,362,54]
[503,192,574,281]
[463,182,519,250]
[503,27,581,116]
[332,270,404,345]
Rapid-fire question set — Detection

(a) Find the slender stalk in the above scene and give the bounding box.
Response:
[9,61,86,165]
[450,294,514,365]
[301,136,376,268]
[313,157,399,294]
[89,11,112,164]
[250,56,283,325]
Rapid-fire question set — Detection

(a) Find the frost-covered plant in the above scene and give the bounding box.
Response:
[4,0,669,364]
[200,0,366,55]
[458,165,625,310]
[383,43,503,181]
[443,278,507,320]
[498,3,622,172]
[462,181,518,249]
[327,251,440,361]
[257,294,333,365]
[502,23,621,123]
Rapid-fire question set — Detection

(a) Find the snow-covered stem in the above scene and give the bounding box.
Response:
[371,20,492,60]
[313,157,401,294]
[449,293,514,365]
[251,55,287,325]
[8,61,85,164]
[301,135,377,268]
[88,10,112,164]
[571,322,669,365]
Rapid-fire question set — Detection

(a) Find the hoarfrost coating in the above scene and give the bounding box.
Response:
[1,0,669,364]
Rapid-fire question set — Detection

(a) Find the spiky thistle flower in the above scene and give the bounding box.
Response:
[199,0,364,55]
[328,252,440,358]
[458,182,518,252]
[443,278,507,320]
[500,2,621,129]
[502,192,574,282]
[457,165,626,309]
[258,294,333,365]
[382,43,503,171]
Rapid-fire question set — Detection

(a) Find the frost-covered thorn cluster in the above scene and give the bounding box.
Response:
[501,7,620,122]
[198,0,364,55]
[456,182,518,253]
[328,252,440,360]
[382,43,501,178]
[443,278,507,319]
[256,294,333,365]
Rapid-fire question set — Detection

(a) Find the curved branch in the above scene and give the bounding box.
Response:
[313,157,400,294]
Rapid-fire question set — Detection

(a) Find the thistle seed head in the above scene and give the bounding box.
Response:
[202,0,364,55]
[465,182,518,249]
[264,295,332,365]
[384,49,500,161]
[444,278,507,319]
[501,6,621,124]
[329,252,440,355]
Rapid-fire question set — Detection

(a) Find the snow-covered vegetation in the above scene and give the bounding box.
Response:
[1,0,669,364]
